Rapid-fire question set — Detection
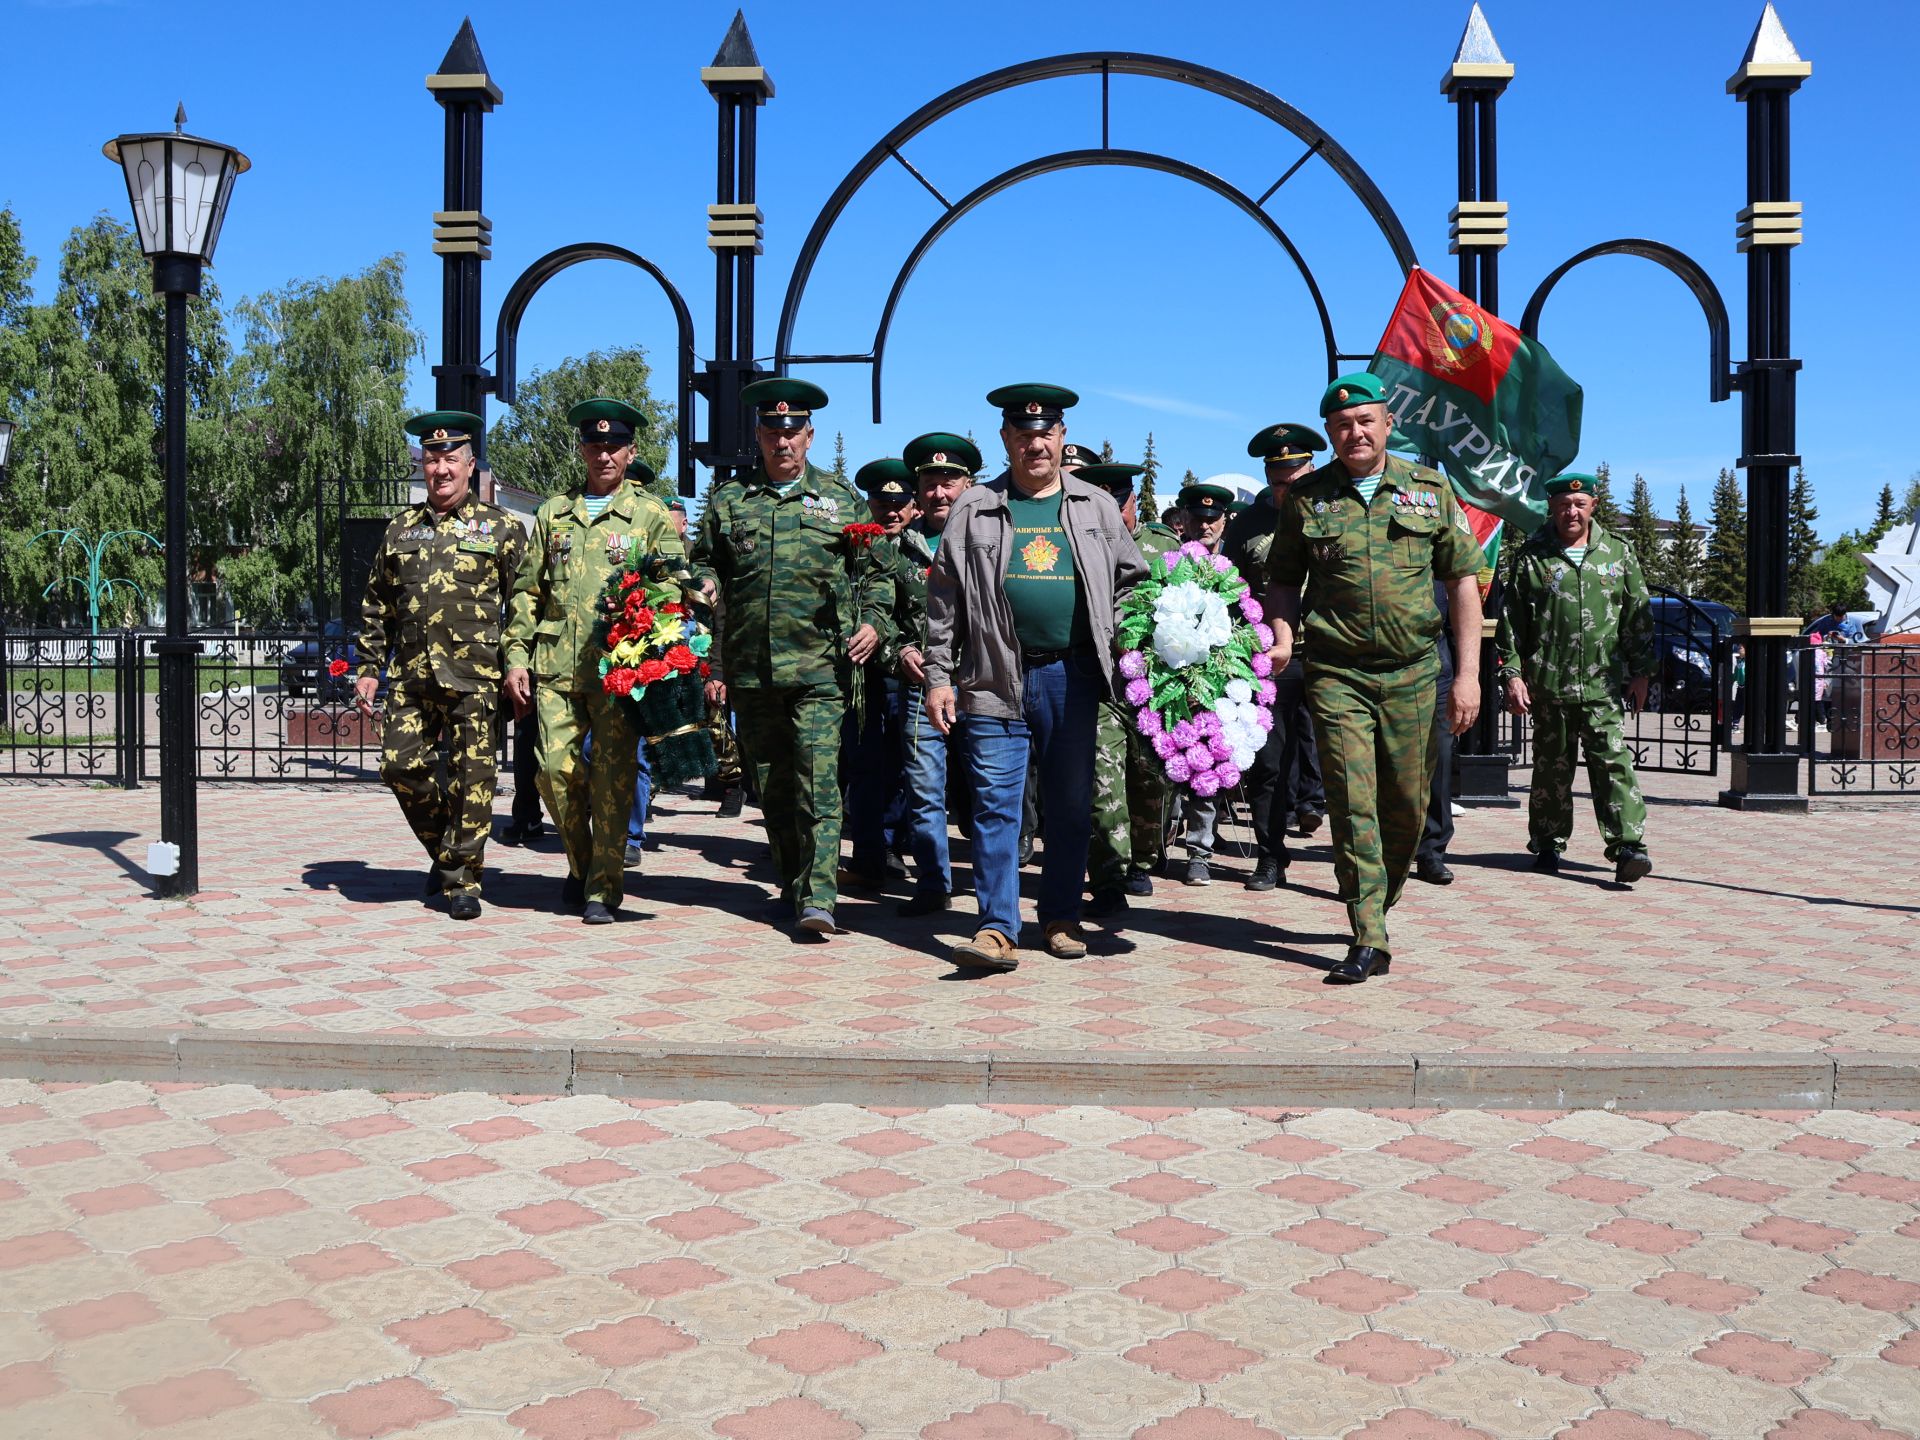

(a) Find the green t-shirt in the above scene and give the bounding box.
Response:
[1003,488,1089,651]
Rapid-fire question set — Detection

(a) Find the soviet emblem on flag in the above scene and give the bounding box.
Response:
[1424,300,1496,375]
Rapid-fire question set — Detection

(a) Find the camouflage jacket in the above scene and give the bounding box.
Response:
[355,495,527,693]
[1134,521,1181,566]
[1222,490,1284,593]
[878,524,937,681]
[503,484,685,695]
[1269,454,1485,671]
[1495,520,1655,703]
[690,461,896,688]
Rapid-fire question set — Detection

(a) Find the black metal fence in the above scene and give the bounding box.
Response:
[1801,643,1920,796]
[3,628,526,785]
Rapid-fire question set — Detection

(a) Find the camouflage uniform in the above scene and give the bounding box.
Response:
[503,486,684,907]
[1089,520,1180,892]
[355,495,526,898]
[1270,456,1484,951]
[1495,520,1655,859]
[704,590,745,789]
[690,461,895,918]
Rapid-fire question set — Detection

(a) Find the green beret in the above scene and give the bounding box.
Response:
[1179,482,1235,514]
[568,397,645,444]
[623,458,658,488]
[1544,472,1599,499]
[1076,463,1146,499]
[1318,372,1388,417]
[1246,421,1328,463]
[666,497,687,513]
[741,377,827,431]
[855,457,915,501]
[903,432,982,476]
[986,382,1078,431]
[405,411,481,452]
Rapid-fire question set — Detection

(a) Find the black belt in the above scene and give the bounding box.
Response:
[1021,645,1088,669]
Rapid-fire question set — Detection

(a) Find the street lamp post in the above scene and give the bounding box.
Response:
[104,106,248,897]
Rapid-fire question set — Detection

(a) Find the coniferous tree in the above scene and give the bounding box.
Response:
[1589,460,1623,535]
[1138,431,1160,520]
[831,431,847,484]
[1625,473,1666,588]
[1666,485,1702,596]
[1902,474,1920,525]
[1870,482,1896,542]
[1785,467,1821,620]
[1702,466,1747,609]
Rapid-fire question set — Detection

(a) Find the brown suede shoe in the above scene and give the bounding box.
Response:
[1042,921,1089,959]
[950,928,1019,973]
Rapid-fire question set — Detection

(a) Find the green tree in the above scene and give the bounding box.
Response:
[1665,485,1702,596]
[0,208,41,622]
[1625,473,1665,587]
[1785,467,1821,620]
[1589,460,1623,535]
[831,430,847,484]
[1138,431,1161,520]
[486,344,671,500]
[1701,466,1747,609]
[1871,482,1896,540]
[1901,474,1920,525]
[221,255,422,625]
[1811,535,1870,613]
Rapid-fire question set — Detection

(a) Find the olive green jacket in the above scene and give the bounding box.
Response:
[1495,520,1656,703]
[503,485,684,695]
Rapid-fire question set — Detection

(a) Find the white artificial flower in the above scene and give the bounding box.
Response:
[1152,581,1232,670]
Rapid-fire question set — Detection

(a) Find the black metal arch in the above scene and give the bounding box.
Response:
[1520,239,1733,404]
[491,242,699,494]
[866,149,1340,423]
[775,51,1419,415]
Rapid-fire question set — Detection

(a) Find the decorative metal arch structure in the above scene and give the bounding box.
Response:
[490,242,699,495]
[1521,239,1734,404]
[774,52,1420,420]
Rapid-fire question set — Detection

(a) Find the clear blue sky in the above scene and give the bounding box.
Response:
[4,0,1909,532]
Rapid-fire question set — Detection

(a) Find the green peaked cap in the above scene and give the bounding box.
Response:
[405,411,482,451]
[903,432,982,475]
[567,397,645,443]
[741,377,828,431]
[1246,421,1328,462]
[855,457,914,499]
[986,382,1078,431]
[1179,482,1236,512]
[1076,463,1146,498]
[623,458,658,487]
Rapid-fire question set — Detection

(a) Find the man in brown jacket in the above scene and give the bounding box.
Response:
[925,383,1147,971]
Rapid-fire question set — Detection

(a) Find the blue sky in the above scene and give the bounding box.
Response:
[4,0,1910,533]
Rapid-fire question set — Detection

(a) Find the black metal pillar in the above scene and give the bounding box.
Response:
[1722,8,1810,811]
[1443,4,1517,806]
[696,12,774,485]
[152,255,201,896]
[427,21,501,447]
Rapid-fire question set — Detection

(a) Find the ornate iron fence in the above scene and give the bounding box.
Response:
[0,630,139,783]
[1802,642,1920,796]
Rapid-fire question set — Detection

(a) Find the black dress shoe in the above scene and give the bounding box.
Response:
[1326,946,1390,984]
[897,892,951,917]
[581,901,616,925]
[716,787,746,818]
[1296,811,1325,836]
[1085,888,1128,918]
[1614,847,1653,884]
[447,894,482,921]
[1245,859,1284,892]
[561,875,586,909]
[1124,868,1154,897]
[1416,857,1455,886]
[1530,849,1561,875]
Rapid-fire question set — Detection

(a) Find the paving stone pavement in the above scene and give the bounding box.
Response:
[2,781,1916,1058]
[2,1079,1917,1438]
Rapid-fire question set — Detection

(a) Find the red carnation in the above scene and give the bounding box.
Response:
[625,603,655,632]
[842,522,885,549]
[619,572,645,590]
[636,658,672,686]
[698,661,711,678]
[665,644,698,674]
[328,658,350,678]
[660,602,687,617]
[603,668,639,697]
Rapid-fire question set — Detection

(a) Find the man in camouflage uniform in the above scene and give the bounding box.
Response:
[503,398,685,924]
[1079,463,1179,916]
[1496,472,1656,883]
[690,378,894,937]
[841,456,918,886]
[1225,421,1327,892]
[354,411,526,921]
[1267,374,1485,983]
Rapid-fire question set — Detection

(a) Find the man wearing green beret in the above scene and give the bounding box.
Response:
[1267,373,1486,983]
[690,378,895,936]
[1496,472,1656,882]
[354,412,527,920]
[1079,463,1178,915]
[1225,422,1328,891]
[503,398,686,924]
[840,457,918,889]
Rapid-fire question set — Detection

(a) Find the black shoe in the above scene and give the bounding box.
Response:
[897,892,951,917]
[1416,857,1455,886]
[1124,868,1154,897]
[1245,859,1283,892]
[717,787,746,819]
[624,842,644,868]
[582,901,616,925]
[561,875,586,910]
[424,868,444,898]
[1530,848,1561,875]
[1184,858,1212,887]
[1326,946,1390,984]
[1085,888,1129,918]
[447,894,481,921]
[1017,840,1035,868]
[884,852,911,879]
[1296,811,1324,836]
[1614,847,1653,884]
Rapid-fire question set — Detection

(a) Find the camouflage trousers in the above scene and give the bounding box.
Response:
[1088,700,1169,892]
[1529,697,1647,860]
[707,697,744,787]
[380,680,499,898]
[1307,656,1439,952]
[535,685,639,907]
[732,682,846,917]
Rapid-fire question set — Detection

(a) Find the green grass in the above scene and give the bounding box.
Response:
[5,663,283,693]
[0,726,114,748]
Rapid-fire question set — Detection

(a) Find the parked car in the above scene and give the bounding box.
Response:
[279,621,375,703]
[1646,596,1734,714]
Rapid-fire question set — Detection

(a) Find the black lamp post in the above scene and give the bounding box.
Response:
[103,106,249,897]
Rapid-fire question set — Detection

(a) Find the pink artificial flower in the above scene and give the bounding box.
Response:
[1254,623,1275,649]
[1253,708,1274,732]
[1193,710,1222,738]
[1190,770,1221,798]
[1239,596,1264,624]
[1118,650,1147,680]
[1168,720,1199,749]
[1183,743,1213,772]
[1251,651,1273,678]
[1208,735,1234,763]
[1181,541,1210,564]
[1152,732,1180,761]
[1125,677,1152,707]
[1214,762,1241,789]
[1256,679,1277,705]
[1165,754,1192,784]
[1137,707,1164,737]
[1209,553,1233,575]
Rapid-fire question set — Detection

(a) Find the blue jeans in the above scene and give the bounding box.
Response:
[902,685,951,897]
[962,654,1100,940]
[581,730,651,845]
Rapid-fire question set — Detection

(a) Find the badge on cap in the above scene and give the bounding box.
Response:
[596,419,610,434]
[933,452,947,465]
[1335,387,1349,403]
[431,428,448,441]
[1025,402,1040,415]
[1567,478,1584,492]
[776,401,790,414]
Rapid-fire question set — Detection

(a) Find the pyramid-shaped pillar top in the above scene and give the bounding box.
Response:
[703,10,775,100]
[427,17,502,109]
[1730,3,1811,95]
[1442,4,1514,96]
